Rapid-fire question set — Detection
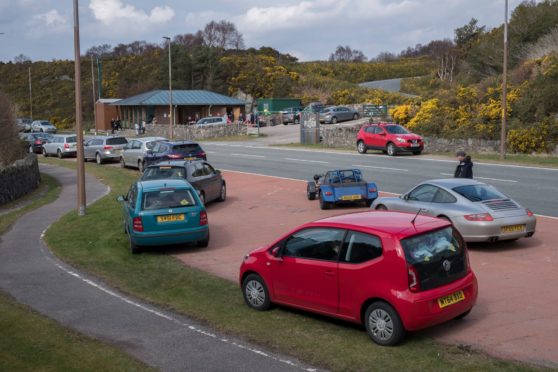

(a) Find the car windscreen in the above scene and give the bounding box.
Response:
[142,189,196,211]
[65,136,77,143]
[452,184,506,202]
[107,137,128,145]
[384,125,409,134]
[142,166,185,181]
[400,226,467,290]
[172,144,202,154]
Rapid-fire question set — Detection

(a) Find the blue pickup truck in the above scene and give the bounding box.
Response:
[307,169,379,210]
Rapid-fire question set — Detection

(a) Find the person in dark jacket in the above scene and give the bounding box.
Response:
[454,151,473,179]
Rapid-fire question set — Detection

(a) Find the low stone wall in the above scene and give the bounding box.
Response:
[0,154,41,205]
[120,123,247,140]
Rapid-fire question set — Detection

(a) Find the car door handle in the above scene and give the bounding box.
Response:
[324,270,336,277]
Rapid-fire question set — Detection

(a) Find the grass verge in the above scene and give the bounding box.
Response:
[0,173,61,235]
[0,291,150,371]
[41,158,540,371]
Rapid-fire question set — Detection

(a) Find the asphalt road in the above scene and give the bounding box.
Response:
[0,164,314,372]
[201,142,558,217]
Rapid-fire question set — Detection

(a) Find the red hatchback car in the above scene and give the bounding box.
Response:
[239,211,477,345]
[356,123,424,156]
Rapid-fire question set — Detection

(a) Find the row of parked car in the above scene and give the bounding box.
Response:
[280,103,360,125]
[17,118,57,133]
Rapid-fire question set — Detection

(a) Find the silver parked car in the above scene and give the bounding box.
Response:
[120,136,167,172]
[31,120,57,133]
[371,178,536,243]
[84,135,128,164]
[195,116,227,128]
[16,118,33,132]
[42,134,77,158]
[319,106,359,124]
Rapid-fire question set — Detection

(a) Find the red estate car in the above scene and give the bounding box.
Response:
[356,123,424,156]
[240,211,477,345]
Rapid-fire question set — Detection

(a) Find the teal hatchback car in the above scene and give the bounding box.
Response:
[118,179,209,254]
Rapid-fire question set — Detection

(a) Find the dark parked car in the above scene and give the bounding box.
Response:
[20,132,51,153]
[144,141,207,167]
[141,160,226,205]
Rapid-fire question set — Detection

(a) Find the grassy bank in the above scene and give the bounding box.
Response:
[41,158,539,371]
[0,291,150,371]
[0,173,61,235]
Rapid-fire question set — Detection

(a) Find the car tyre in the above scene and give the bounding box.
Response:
[120,157,126,168]
[386,143,397,156]
[412,150,422,155]
[357,140,367,154]
[331,116,338,124]
[96,153,103,165]
[138,160,145,173]
[364,302,405,346]
[197,232,210,248]
[353,113,359,120]
[307,187,316,201]
[242,274,271,311]
[42,148,48,157]
[130,239,141,254]
[376,204,388,210]
[217,183,227,202]
[319,194,330,210]
[365,199,374,208]
[57,149,63,159]
[294,118,300,124]
[199,192,206,205]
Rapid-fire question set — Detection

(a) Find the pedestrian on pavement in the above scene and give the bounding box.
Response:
[115,117,122,131]
[454,150,473,179]
[141,120,146,134]
[134,121,140,136]
[110,118,115,134]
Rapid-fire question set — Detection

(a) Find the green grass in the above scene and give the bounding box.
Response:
[41,158,541,371]
[0,173,61,235]
[0,291,150,371]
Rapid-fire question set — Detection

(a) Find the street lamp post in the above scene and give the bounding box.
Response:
[163,36,173,140]
[500,0,509,160]
[73,0,86,216]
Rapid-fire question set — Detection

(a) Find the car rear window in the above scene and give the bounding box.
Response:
[173,144,202,154]
[142,189,196,211]
[65,136,77,143]
[452,184,506,202]
[142,166,185,181]
[107,137,128,145]
[400,226,467,290]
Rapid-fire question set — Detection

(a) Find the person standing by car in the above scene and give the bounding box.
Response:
[110,118,116,134]
[454,151,473,179]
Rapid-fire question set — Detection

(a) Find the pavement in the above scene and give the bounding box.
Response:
[177,170,558,369]
[0,164,315,372]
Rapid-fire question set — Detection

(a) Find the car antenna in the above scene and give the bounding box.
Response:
[411,208,423,225]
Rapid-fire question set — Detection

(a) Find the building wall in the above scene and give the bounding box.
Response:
[95,102,119,131]
[118,105,243,125]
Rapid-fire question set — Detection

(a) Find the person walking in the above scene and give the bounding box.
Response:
[454,151,473,179]
[134,121,140,136]
[110,118,115,134]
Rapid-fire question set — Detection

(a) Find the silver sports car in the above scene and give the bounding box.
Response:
[371,179,536,242]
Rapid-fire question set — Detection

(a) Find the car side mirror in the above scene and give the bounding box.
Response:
[271,246,281,258]
[402,194,409,200]
[214,169,221,175]
[117,195,127,202]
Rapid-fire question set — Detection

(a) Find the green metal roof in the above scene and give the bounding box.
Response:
[112,90,245,106]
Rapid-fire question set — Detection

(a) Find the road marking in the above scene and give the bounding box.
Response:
[231,153,266,158]
[439,173,517,183]
[353,164,408,172]
[205,151,216,154]
[285,158,329,164]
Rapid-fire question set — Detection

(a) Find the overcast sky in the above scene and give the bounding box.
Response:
[0,0,525,62]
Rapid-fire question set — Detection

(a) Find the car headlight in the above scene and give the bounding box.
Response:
[396,137,406,143]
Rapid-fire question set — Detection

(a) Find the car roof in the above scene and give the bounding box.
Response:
[425,178,486,188]
[310,211,449,238]
[55,134,76,137]
[146,160,204,168]
[160,140,199,145]
[138,179,193,192]
[89,135,126,139]
[136,136,167,142]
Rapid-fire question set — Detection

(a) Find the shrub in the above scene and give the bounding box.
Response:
[507,120,558,153]
[0,92,25,166]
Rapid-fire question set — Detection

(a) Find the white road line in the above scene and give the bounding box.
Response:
[205,151,216,154]
[285,158,329,164]
[353,164,408,172]
[231,153,266,158]
[439,173,517,183]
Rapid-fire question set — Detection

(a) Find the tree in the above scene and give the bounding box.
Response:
[329,45,367,62]
[428,40,458,82]
[85,44,112,57]
[201,20,244,50]
[454,18,485,49]
[0,91,24,165]
[13,54,31,64]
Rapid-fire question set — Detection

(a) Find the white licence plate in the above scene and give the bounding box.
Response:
[411,143,420,147]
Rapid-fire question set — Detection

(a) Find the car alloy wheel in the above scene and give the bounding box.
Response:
[242,274,271,311]
[387,143,396,156]
[42,148,48,157]
[365,302,404,346]
[57,149,62,159]
[120,157,126,168]
[218,184,227,202]
[357,141,367,154]
[199,192,205,205]
[138,160,144,173]
[331,117,337,124]
[353,113,359,120]
[96,153,102,165]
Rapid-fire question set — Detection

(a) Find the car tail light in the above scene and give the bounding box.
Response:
[325,191,333,196]
[200,152,206,158]
[103,145,113,150]
[464,213,493,221]
[199,210,208,226]
[369,188,377,193]
[167,154,182,159]
[407,264,420,292]
[526,209,534,217]
[34,140,42,145]
[132,217,143,232]
[64,143,69,149]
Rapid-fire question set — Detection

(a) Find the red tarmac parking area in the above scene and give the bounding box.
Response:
[175,170,558,368]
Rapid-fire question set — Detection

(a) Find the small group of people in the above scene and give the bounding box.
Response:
[134,121,146,136]
[110,117,122,134]
[454,150,473,179]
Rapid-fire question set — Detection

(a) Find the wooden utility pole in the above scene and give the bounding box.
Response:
[500,0,508,160]
[28,67,32,119]
[73,0,86,216]
[91,56,97,133]
[163,36,173,139]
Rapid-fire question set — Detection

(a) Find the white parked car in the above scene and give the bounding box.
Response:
[42,134,77,158]
[31,120,57,134]
[120,136,167,172]
[195,116,227,128]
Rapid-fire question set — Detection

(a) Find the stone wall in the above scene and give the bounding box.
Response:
[121,123,248,140]
[0,154,41,205]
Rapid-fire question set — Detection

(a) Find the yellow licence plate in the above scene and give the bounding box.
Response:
[438,290,465,309]
[156,214,185,223]
[341,195,361,201]
[184,157,196,161]
[501,224,525,234]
